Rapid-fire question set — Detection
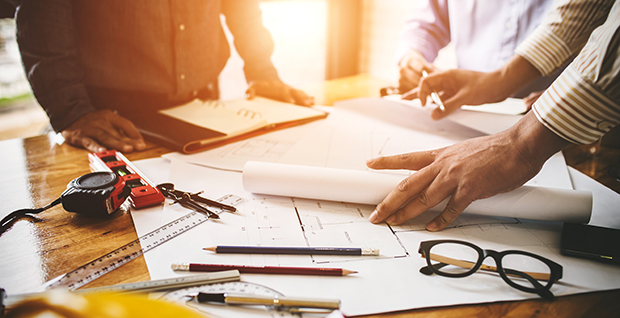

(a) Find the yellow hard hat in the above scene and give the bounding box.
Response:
[5,290,207,318]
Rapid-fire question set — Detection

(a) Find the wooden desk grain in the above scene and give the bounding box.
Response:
[1,75,619,317]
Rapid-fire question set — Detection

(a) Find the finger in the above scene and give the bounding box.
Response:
[245,86,256,100]
[291,89,315,106]
[426,187,475,231]
[277,88,295,104]
[81,136,107,153]
[368,167,437,224]
[367,151,436,171]
[62,130,106,152]
[417,78,439,108]
[401,87,420,101]
[429,92,464,120]
[384,170,457,226]
[109,114,145,150]
[399,67,420,91]
[90,128,136,153]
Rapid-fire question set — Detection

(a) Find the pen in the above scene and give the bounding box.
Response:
[203,245,380,256]
[192,292,341,310]
[171,263,357,276]
[421,70,446,112]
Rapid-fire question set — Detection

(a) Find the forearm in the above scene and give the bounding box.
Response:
[221,0,280,83]
[489,55,542,102]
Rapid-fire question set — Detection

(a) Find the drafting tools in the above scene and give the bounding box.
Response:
[157,183,237,219]
[78,270,240,294]
[171,263,357,276]
[40,194,243,291]
[89,150,165,208]
[204,245,380,256]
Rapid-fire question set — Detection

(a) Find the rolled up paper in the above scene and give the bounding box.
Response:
[242,161,592,223]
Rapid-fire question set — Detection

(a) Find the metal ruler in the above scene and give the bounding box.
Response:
[41,194,244,291]
[78,270,241,294]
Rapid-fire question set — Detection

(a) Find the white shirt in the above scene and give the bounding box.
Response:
[397,0,557,96]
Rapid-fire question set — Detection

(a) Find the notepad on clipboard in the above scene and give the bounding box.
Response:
[131,97,327,154]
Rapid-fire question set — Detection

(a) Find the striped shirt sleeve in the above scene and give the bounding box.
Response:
[532,1,620,144]
[515,0,615,76]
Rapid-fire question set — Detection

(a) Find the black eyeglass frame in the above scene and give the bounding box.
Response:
[418,240,563,300]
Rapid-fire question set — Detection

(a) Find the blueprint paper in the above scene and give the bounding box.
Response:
[128,97,620,317]
[132,159,620,317]
[163,98,572,191]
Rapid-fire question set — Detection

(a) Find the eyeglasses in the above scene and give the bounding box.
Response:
[418,240,563,300]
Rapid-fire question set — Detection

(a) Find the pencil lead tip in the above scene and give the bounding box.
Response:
[203,246,216,252]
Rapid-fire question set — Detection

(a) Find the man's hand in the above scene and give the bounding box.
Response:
[403,69,508,120]
[245,80,315,106]
[398,50,438,93]
[366,111,569,231]
[402,55,542,120]
[61,110,146,153]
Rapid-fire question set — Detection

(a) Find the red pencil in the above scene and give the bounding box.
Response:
[171,263,357,276]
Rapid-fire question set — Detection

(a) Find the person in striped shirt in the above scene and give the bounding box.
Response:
[367,0,619,231]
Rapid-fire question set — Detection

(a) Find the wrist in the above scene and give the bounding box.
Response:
[506,111,570,167]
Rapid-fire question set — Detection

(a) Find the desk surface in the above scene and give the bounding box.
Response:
[1,74,620,317]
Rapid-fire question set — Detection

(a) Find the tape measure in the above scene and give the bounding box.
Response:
[41,194,244,291]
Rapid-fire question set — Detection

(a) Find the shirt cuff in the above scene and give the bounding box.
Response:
[532,65,620,144]
[516,27,573,77]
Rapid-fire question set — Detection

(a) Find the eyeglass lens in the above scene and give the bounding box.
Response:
[429,242,479,275]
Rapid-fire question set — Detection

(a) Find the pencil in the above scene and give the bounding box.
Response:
[203,245,380,256]
[421,70,446,111]
[171,263,357,276]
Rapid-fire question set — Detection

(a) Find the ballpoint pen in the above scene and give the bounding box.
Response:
[422,70,446,112]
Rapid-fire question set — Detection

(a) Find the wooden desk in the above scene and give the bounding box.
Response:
[1,75,619,317]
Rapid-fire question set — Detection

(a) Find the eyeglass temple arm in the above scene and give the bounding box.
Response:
[425,253,551,281]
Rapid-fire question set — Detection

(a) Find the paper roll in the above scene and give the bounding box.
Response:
[242,161,592,223]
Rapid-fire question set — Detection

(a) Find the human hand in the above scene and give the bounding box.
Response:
[398,50,438,93]
[402,55,542,120]
[402,69,508,120]
[245,80,315,106]
[366,111,568,231]
[61,110,146,153]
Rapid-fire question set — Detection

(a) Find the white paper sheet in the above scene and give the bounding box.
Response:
[132,159,620,317]
[242,161,592,223]
[382,94,524,135]
[127,97,618,317]
[165,98,572,191]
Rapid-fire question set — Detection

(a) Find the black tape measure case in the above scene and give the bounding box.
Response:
[62,171,131,216]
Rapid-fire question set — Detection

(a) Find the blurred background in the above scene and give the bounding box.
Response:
[0,0,456,141]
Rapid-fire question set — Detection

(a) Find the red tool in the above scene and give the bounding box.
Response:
[89,150,165,209]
